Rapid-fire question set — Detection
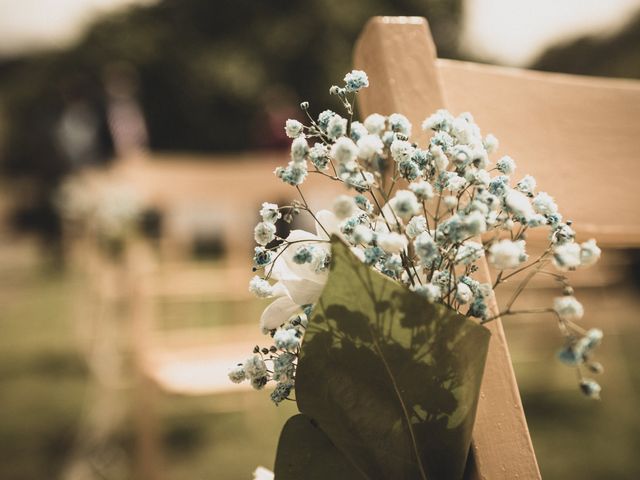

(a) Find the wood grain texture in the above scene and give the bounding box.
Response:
[437,59,640,247]
[354,16,542,480]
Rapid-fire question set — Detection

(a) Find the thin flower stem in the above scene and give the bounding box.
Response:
[296,186,330,238]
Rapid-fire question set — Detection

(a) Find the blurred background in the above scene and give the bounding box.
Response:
[1,0,640,479]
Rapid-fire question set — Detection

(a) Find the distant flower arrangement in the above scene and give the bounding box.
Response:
[230,70,605,479]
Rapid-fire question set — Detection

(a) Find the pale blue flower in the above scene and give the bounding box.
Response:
[350,121,368,141]
[290,136,309,162]
[422,109,453,132]
[317,110,336,131]
[292,245,314,264]
[254,221,276,245]
[344,70,369,92]
[244,355,268,379]
[414,232,439,264]
[228,365,246,384]
[516,174,537,195]
[483,133,499,154]
[532,192,558,215]
[580,239,601,267]
[253,247,273,267]
[274,328,301,351]
[271,380,295,405]
[388,113,412,136]
[249,276,274,298]
[496,156,516,175]
[553,295,584,320]
[364,113,386,135]
[579,379,601,399]
[327,115,348,139]
[309,143,330,170]
[412,283,442,302]
[285,119,304,138]
[406,215,427,239]
[398,159,420,181]
[273,353,296,382]
[260,202,281,223]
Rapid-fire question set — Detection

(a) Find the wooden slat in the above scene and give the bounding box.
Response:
[354,16,542,479]
[437,59,640,247]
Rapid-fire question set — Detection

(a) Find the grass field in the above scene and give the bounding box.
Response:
[1,240,639,479]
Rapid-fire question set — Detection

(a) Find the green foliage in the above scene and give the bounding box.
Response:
[274,238,490,479]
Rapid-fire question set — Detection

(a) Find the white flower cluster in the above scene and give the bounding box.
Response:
[232,70,604,401]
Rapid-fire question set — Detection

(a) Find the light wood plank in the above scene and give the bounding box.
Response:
[354,16,542,479]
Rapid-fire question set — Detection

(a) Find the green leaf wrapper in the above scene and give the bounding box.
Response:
[275,237,491,480]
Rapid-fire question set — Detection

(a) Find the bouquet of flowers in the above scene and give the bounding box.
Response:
[230,70,604,480]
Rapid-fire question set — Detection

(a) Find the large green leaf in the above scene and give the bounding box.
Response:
[276,237,491,480]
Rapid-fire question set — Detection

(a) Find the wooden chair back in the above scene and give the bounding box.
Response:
[354,16,640,479]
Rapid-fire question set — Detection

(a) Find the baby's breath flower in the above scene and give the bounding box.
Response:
[488,239,527,270]
[228,365,246,384]
[343,69,369,92]
[496,156,516,175]
[446,174,467,193]
[410,180,434,201]
[331,136,358,164]
[354,194,373,213]
[483,134,499,154]
[353,224,374,245]
[309,143,330,170]
[272,352,296,382]
[377,232,408,254]
[390,139,414,162]
[406,215,427,239]
[554,295,584,320]
[274,328,300,351]
[317,110,336,131]
[455,282,473,304]
[390,190,420,220]
[292,245,313,264]
[364,113,386,135]
[579,379,601,399]
[413,283,442,302]
[580,239,601,267]
[504,188,536,221]
[422,109,453,132]
[260,202,281,223]
[253,247,272,267]
[350,121,368,141]
[327,115,348,139]
[532,192,558,215]
[271,380,295,405]
[249,276,274,298]
[516,174,537,195]
[357,134,384,160]
[553,242,581,271]
[275,161,308,186]
[290,136,309,162]
[451,144,473,168]
[443,195,458,210]
[431,145,449,170]
[398,159,420,181]
[455,241,484,265]
[414,231,439,264]
[284,119,304,138]
[254,221,276,245]
[551,222,576,244]
[388,113,412,136]
[333,195,357,219]
[244,355,268,379]
[310,249,331,273]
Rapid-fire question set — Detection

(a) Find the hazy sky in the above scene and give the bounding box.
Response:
[463,0,640,65]
[0,0,639,63]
